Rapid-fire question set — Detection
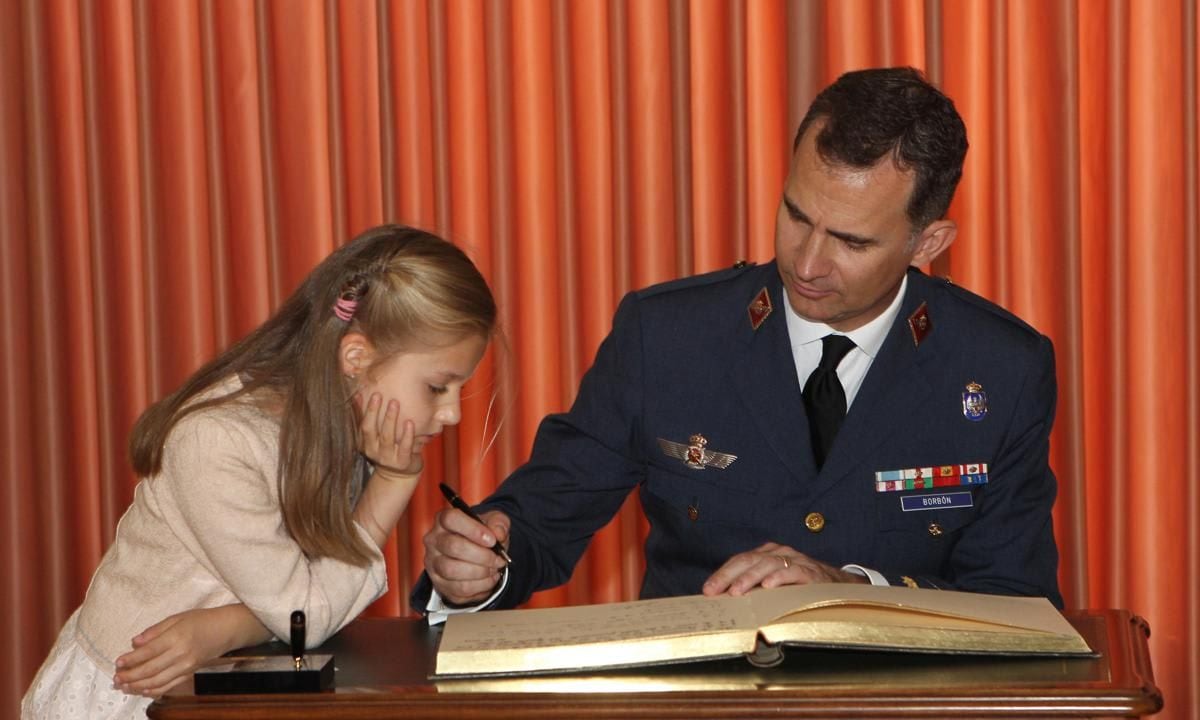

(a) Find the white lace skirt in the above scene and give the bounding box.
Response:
[21,610,152,720]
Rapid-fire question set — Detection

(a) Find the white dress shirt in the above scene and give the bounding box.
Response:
[783,273,908,410]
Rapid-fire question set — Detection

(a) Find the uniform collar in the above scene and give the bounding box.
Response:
[783,273,909,359]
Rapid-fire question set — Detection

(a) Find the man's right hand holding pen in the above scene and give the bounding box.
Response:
[424,487,513,606]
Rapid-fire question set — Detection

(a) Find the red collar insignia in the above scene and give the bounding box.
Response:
[907,302,932,346]
[747,288,772,330]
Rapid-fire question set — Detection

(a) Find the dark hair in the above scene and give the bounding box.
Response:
[129,225,497,565]
[793,67,968,230]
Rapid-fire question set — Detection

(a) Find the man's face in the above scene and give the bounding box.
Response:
[774,124,952,331]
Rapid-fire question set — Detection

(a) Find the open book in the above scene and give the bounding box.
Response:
[433,584,1092,678]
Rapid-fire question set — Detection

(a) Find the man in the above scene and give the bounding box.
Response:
[414,67,1062,620]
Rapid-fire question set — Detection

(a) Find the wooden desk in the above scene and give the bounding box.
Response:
[149,609,1162,719]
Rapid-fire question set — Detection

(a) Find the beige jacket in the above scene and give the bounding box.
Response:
[73,382,386,672]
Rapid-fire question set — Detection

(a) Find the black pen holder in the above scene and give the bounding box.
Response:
[194,653,335,694]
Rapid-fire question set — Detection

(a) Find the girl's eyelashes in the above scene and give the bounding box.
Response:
[429,385,449,395]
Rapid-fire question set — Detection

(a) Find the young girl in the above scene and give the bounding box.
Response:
[22,225,496,718]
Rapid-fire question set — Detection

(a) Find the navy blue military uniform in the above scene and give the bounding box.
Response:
[413,262,1062,610]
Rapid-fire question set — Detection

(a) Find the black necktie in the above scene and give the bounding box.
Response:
[802,334,856,468]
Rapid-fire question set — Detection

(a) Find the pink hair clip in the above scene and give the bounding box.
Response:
[333,295,358,323]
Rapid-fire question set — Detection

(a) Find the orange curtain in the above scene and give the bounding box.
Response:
[2,0,1196,716]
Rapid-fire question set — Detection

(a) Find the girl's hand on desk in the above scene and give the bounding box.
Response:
[113,604,269,698]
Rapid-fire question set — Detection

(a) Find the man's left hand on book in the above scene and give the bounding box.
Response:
[702,542,869,597]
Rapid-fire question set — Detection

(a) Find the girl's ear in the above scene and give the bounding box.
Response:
[339,333,374,378]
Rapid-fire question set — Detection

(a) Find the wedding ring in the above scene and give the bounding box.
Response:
[778,555,790,569]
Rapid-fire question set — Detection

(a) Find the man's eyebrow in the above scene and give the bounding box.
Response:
[782,195,810,223]
[827,227,877,246]
[781,194,878,246]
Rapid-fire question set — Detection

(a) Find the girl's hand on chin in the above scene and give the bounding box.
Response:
[355,392,423,477]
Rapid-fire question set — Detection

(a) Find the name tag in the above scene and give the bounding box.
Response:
[901,491,973,512]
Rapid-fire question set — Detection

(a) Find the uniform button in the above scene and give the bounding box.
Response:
[927,522,943,537]
[804,512,825,533]
[687,505,699,521]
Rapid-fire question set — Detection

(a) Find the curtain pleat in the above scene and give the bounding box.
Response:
[4,1,1198,716]
[25,0,104,620]
[262,2,336,284]
[563,0,615,604]
[140,0,216,396]
[382,0,434,226]
[1190,0,1200,698]
[508,0,566,609]
[1127,7,1191,715]
[2,0,37,699]
[1078,0,1120,609]
[206,1,272,344]
[745,1,788,264]
[625,1,679,287]
[332,1,384,238]
[689,1,739,271]
[81,1,147,543]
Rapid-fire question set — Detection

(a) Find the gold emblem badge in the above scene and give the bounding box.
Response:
[657,434,737,470]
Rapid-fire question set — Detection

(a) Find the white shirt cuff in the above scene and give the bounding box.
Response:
[841,564,890,586]
[424,568,509,626]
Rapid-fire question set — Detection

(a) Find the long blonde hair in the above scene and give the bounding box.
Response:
[129,225,497,565]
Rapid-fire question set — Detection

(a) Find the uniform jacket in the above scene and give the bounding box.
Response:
[414,262,1062,610]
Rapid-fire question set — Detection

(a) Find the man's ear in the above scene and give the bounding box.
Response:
[339,333,374,378]
[910,219,957,267]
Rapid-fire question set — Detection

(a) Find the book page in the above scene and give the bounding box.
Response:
[746,584,1079,637]
[440,593,757,653]
[435,585,1090,677]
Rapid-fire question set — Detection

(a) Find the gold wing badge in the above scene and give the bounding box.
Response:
[657,434,737,470]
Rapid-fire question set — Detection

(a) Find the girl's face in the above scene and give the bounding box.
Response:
[349,332,488,452]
